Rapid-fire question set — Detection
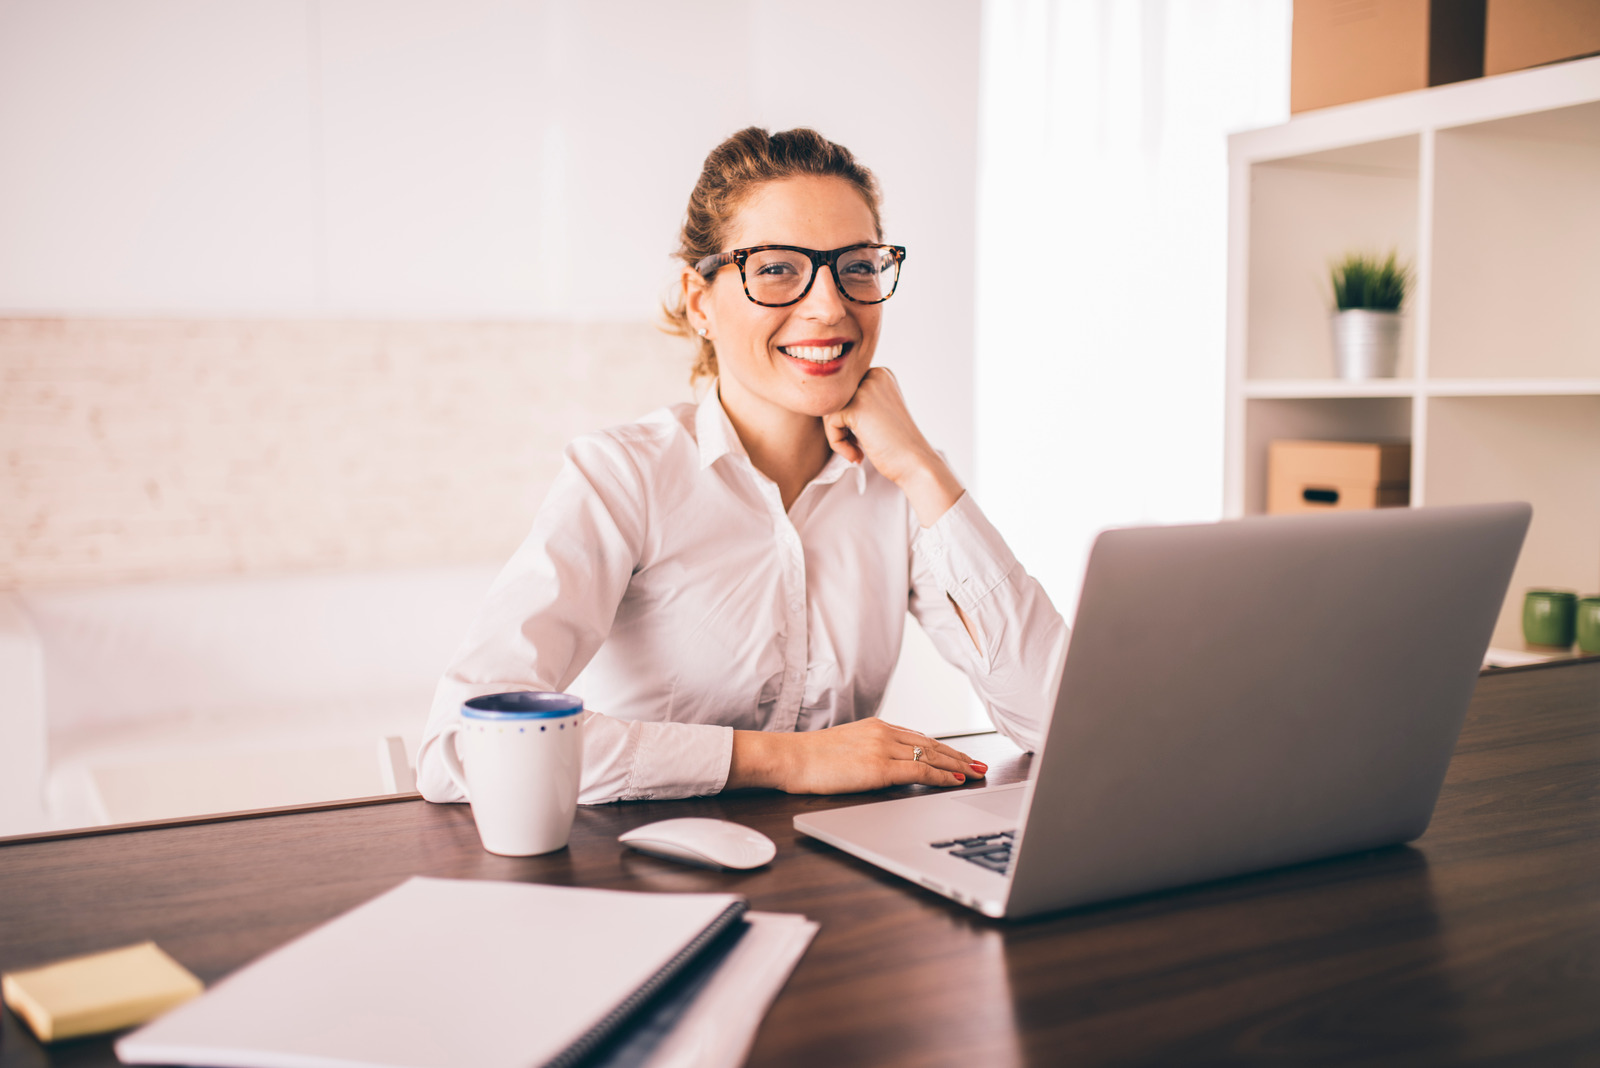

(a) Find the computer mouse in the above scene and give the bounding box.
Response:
[618,818,777,871]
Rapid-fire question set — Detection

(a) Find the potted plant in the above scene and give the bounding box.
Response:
[1329,250,1410,380]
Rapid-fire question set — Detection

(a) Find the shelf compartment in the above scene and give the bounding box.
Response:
[1431,101,1600,380]
[1246,135,1419,383]
[1242,397,1412,517]
[1423,395,1600,649]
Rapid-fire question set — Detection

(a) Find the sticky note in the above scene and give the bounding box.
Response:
[1,941,203,1043]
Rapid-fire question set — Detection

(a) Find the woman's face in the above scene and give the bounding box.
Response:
[687,175,882,426]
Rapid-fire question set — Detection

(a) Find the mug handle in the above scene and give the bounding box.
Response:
[438,721,471,800]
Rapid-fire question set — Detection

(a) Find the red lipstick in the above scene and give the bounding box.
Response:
[778,339,853,376]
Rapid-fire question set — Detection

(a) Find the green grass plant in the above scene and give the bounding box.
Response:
[1330,250,1410,312]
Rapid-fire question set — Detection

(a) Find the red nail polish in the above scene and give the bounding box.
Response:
[970,762,987,773]
[954,772,966,782]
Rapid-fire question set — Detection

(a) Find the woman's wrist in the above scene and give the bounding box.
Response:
[729,730,785,791]
[895,452,965,528]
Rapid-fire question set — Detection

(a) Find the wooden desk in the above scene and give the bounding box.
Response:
[3,661,1597,1067]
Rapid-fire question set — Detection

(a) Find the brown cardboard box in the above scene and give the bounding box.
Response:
[1485,0,1600,74]
[1292,0,1487,113]
[1267,440,1412,515]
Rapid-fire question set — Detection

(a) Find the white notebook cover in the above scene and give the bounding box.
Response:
[116,877,745,1068]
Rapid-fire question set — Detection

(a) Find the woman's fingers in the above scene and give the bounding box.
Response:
[899,761,966,788]
[886,726,984,775]
[899,739,967,777]
[822,412,864,464]
[889,733,987,786]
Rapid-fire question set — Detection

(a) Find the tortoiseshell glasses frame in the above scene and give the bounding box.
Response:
[693,243,907,307]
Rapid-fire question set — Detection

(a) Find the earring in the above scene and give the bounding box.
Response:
[697,327,708,338]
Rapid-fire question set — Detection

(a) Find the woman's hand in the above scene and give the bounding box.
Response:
[728,718,988,794]
[822,367,965,528]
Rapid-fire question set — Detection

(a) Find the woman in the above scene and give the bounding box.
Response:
[418,128,1066,805]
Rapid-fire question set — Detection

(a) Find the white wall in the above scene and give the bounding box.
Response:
[975,0,1290,617]
[0,0,979,480]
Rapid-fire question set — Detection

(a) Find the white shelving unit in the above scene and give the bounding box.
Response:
[1225,56,1600,649]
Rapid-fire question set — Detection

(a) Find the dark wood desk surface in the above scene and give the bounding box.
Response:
[3,661,1597,1067]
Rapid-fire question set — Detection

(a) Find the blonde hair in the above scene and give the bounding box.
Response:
[664,127,883,382]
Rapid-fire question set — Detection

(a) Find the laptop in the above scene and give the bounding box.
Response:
[794,502,1531,919]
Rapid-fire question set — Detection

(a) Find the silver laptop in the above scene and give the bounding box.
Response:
[795,502,1530,919]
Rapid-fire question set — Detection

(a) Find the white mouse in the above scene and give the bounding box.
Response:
[618,818,777,871]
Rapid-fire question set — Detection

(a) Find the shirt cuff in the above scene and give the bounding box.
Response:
[915,492,1020,613]
[621,720,734,802]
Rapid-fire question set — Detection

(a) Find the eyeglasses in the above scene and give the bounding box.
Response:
[694,243,906,307]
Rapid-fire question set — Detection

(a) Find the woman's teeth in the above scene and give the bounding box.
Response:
[780,344,846,362]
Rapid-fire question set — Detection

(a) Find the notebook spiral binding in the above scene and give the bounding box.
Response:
[544,899,750,1068]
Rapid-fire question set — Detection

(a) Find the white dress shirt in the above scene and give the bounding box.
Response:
[417,385,1068,805]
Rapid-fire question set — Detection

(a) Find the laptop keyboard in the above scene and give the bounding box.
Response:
[930,830,1016,876]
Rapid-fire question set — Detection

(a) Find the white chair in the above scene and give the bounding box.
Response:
[379,735,417,794]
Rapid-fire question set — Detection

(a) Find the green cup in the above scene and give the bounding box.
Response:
[1577,596,1600,655]
[1522,588,1577,648]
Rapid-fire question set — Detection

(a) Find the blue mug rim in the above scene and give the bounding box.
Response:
[462,691,584,720]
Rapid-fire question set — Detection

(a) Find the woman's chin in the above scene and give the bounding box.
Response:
[786,372,866,417]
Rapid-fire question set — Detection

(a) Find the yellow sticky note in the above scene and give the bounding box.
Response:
[1,941,203,1043]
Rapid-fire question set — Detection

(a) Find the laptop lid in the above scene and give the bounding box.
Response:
[1002,502,1529,918]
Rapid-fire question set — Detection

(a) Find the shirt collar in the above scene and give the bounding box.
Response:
[694,379,868,495]
[812,450,869,495]
[695,381,746,470]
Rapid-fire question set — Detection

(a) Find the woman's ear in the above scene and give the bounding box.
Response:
[682,267,714,340]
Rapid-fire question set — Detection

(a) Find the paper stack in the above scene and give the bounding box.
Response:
[116,877,814,1068]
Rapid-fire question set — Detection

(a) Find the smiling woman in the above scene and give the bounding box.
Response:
[415,127,1068,807]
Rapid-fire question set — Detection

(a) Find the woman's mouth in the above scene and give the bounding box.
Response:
[778,341,852,375]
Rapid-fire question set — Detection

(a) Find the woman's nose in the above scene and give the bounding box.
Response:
[797,265,848,321]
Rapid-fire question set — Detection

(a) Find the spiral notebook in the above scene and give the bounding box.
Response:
[115,877,750,1068]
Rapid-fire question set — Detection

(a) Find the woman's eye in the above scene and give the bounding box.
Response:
[755,262,799,276]
[841,260,876,276]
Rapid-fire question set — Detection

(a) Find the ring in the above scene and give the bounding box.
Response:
[911,745,924,763]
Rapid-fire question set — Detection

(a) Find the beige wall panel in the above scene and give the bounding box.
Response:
[0,319,693,588]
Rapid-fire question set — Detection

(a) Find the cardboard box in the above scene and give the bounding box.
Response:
[1267,440,1411,515]
[1292,0,1487,113]
[1485,0,1600,74]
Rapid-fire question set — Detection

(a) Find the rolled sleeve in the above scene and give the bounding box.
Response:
[909,491,1067,754]
[613,719,734,804]
[914,491,1020,614]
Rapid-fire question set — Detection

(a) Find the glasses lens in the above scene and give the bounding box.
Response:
[836,246,899,303]
[743,248,813,305]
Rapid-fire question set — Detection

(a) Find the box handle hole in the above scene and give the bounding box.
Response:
[1302,487,1340,505]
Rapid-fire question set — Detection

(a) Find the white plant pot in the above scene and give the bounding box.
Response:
[1331,309,1402,380]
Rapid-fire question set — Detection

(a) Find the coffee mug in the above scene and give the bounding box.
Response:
[1522,589,1577,649]
[1577,596,1600,656]
[439,691,584,856]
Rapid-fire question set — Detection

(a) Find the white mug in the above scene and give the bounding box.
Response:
[439,691,584,856]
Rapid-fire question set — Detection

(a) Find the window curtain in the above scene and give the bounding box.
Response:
[976,0,1290,612]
